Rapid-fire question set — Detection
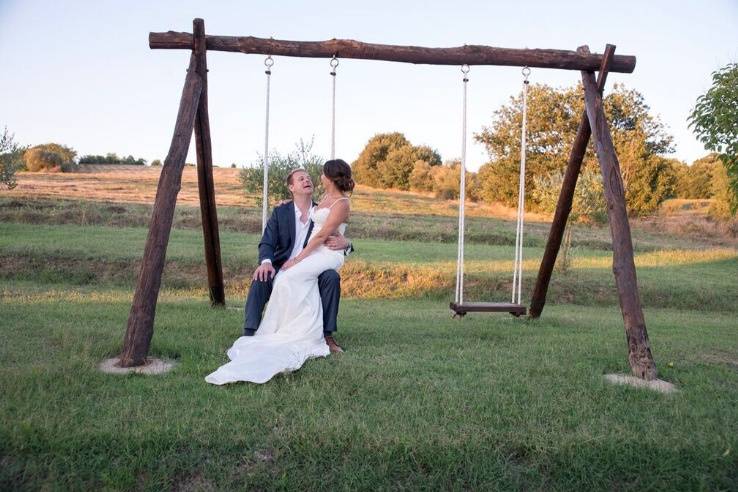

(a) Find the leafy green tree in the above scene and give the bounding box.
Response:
[475,83,675,216]
[377,145,417,190]
[531,168,608,272]
[239,139,325,208]
[0,127,25,189]
[615,130,678,215]
[412,145,442,167]
[23,143,77,172]
[708,160,734,219]
[352,132,410,187]
[475,84,583,207]
[532,168,608,225]
[80,153,145,165]
[353,133,442,189]
[689,62,738,215]
[673,154,719,199]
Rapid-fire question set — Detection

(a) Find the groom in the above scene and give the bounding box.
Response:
[243,168,352,353]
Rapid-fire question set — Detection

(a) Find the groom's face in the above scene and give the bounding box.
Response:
[288,171,313,197]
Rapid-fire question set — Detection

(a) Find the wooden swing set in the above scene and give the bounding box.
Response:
[119,18,657,381]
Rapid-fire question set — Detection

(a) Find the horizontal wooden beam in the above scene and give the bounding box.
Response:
[149,31,636,73]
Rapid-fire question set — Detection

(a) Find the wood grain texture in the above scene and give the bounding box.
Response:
[529,45,615,318]
[193,18,225,307]
[149,31,636,72]
[119,54,203,367]
[582,70,657,380]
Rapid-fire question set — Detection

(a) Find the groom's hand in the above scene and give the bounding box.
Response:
[253,262,276,282]
[325,234,350,250]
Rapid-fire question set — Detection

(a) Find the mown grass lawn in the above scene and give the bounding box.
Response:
[2,280,738,490]
[2,221,737,312]
[2,196,737,490]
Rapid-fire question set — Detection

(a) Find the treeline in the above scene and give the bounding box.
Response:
[0,138,150,175]
[79,153,147,165]
[671,154,733,218]
[351,83,735,219]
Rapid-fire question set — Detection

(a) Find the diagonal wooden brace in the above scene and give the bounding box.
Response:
[529,45,615,318]
[582,67,657,381]
[119,54,203,367]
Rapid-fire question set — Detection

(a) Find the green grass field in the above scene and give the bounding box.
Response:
[1,197,737,490]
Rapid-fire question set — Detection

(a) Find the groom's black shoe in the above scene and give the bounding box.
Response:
[325,335,344,353]
[244,328,256,337]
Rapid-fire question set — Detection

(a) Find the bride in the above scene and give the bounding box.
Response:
[205,160,354,385]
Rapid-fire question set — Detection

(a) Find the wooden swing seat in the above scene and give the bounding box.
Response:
[450,302,527,317]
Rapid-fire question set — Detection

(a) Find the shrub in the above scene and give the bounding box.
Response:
[150,159,162,167]
[239,139,325,207]
[409,161,434,192]
[23,143,77,172]
[0,127,25,189]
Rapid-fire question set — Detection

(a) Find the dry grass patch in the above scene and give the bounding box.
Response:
[9,166,548,220]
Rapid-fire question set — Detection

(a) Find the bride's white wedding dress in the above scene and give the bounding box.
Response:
[205,206,346,385]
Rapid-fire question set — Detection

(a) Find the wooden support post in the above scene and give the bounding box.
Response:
[529,45,615,318]
[192,18,225,306]
[118,55,203,367]
[581,70,657,380]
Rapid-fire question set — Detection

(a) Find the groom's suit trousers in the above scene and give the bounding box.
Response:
[244,269,341,335]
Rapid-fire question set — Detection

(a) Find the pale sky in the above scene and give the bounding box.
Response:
[1,0,736,171]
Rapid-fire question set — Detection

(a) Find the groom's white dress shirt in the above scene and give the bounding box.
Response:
[289,204,314,260]
[261,204,314,265]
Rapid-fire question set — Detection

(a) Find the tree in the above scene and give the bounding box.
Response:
[475,84,583,207]
[23,143,77,172]
[689,62,738,215]
[475,83,675,216]
[0,127,25,189]
[615,131,678,215]
[709,160,734,219]
[239,139,324,207]
[352,132,410,187]
[353,133,442,189]
[80,153,146,165]
[409,160,434,192]
[412,145,442,167]
[377,145,417,190]
[673,154,719,199]
[150,159,162,167]
[532,168,608,272]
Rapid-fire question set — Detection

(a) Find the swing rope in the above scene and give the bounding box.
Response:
[511,67,530,304]
[453,66,530,314]
[261,55,274,231]
[454,64,470,305]
[330,55,339,160]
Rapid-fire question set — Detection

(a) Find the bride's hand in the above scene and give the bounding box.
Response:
[282,258,299,270]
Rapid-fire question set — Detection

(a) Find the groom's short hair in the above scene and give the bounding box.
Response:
[286,168,307,186]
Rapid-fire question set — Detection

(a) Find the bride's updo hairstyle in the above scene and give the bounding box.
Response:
[323,159,355,193]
